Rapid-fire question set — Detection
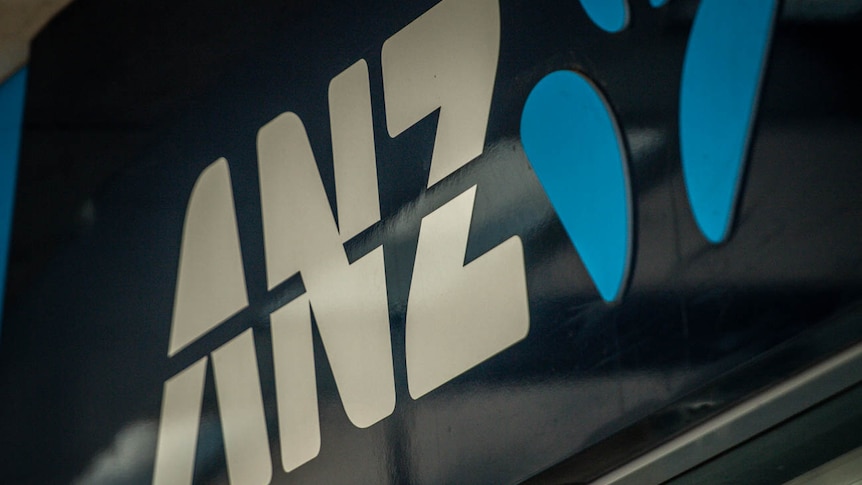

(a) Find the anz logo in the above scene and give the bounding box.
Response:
[153,1,528,484]
[153,0,777,483]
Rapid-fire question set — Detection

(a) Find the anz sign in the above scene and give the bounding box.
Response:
[154,1,528,483]
[154,0,777,483]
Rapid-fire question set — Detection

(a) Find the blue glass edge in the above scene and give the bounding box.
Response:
[0,67,27,341]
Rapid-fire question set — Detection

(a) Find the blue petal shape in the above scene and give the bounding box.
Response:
[521,70,632,302]
[0,68,26,338]
[650,0,669,7]
[680,0,778,243]
[578,0,629,33]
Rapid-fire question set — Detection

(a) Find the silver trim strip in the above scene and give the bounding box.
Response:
[592,340,862,485]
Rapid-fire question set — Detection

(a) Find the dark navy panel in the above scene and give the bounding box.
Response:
[2,1,862,484]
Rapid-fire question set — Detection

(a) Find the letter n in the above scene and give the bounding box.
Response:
[258,60,394,473]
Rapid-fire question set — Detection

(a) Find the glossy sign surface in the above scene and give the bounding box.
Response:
[1,1,862,484]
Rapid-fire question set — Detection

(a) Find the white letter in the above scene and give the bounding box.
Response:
[168,158,249,357]
[382,0,501,187]
[330,59,380,241]
[406,187,529,398]
[258,112,394,429]
[153,358,208,485]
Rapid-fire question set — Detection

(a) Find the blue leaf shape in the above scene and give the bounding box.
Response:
[578,0,629,33]
[521,70,632,302]
[680,0,778,243]
[650,0,669,7]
